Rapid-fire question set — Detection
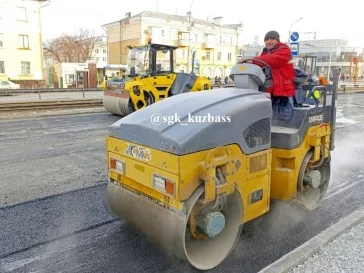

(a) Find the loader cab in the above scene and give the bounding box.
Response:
[127,42,178,78]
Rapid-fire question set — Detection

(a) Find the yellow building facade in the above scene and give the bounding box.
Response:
[102,11,245,78]
[0,0,48,83]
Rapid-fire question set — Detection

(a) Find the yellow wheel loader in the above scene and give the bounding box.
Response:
[103,40,212,116]
[105,61,338,270]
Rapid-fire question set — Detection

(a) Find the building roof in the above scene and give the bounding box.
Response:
[102,10,243,30]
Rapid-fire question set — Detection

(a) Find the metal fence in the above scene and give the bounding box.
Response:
[0,87,103,100]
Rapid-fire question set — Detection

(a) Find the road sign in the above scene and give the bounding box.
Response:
[290,32,299,42]
[290,42,299,56]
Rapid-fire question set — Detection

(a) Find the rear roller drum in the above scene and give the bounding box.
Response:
[106,182,243,270]
[297,149,330,210]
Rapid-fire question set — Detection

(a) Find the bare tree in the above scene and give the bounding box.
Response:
[43,28,102,63]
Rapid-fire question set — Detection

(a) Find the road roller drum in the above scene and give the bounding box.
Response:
[104,62,338,270]
[107,182,243,270]
[103,94,133,116]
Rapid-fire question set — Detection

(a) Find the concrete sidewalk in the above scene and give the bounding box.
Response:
[258,207,364,273]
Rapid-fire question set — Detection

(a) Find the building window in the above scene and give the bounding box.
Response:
[228,53,232,61]
[206,52,210,60]
[65,74,74,84]
[0,61,5,73]
[0,33,3,47]
[178,32,189,40]
[103,49,106,53]
[19,35,29,48]
[21,61,30,74]
[217,52,221,61]
[17,7,27,21]
[95,49,99,53]
[103,57,106,61]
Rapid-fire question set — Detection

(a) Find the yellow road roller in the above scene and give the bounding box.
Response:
[105,62,337,270]
[103,40,212,116]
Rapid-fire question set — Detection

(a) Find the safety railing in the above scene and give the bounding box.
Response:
[0,87,103,100]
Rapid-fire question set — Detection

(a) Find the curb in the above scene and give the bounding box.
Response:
[338,91,364,95]
[258,206,364,273]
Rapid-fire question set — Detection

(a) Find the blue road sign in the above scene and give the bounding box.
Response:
[290,32,299,42]
[290,42,299,56]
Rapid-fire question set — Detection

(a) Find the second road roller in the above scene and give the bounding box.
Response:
[104,61,338,270]
[102,39,213,116]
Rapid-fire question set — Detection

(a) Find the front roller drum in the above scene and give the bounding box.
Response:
[106,182,243,270]
[103,95,134,116]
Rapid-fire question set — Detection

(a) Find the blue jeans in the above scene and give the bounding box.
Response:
[272,96,293,121]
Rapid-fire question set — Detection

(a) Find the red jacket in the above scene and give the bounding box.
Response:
[252,42,296,97]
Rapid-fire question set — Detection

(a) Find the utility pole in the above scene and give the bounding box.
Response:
[327,47,333,78]
[186,0,194,73]
[187,11,192,73]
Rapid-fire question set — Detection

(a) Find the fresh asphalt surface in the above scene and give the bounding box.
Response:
[1,94,364,272]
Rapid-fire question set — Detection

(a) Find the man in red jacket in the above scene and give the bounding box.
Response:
[242,30,296,119]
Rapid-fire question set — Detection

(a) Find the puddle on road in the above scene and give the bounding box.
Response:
[336,105,359,127]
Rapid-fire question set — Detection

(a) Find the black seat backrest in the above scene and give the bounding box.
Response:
[272,106,314,129]
[170,73,198,96]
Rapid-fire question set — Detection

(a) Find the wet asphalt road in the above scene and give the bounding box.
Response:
[0,112,120,207]
[1,94,364,273]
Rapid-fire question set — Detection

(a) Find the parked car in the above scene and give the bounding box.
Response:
[0,80,20,89]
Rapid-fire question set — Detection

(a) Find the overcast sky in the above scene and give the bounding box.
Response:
[40,0,363,46]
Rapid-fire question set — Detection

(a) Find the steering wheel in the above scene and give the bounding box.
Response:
[239,59,272,93]
[239,58,272,71]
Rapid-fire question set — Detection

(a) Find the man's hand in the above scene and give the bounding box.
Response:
[237,58,253,64]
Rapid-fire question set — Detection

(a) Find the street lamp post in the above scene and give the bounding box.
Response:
[327,47,334,79]
[288,17,303,43]
[186,0,194,73]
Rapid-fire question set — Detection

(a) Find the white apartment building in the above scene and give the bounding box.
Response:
[0,0,49,84]
[91,41,107,67]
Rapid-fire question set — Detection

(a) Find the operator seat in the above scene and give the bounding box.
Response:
[229,63,329,151]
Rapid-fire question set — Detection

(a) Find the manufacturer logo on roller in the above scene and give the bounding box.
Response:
[124,143,151,162]
[309,114,323,123]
